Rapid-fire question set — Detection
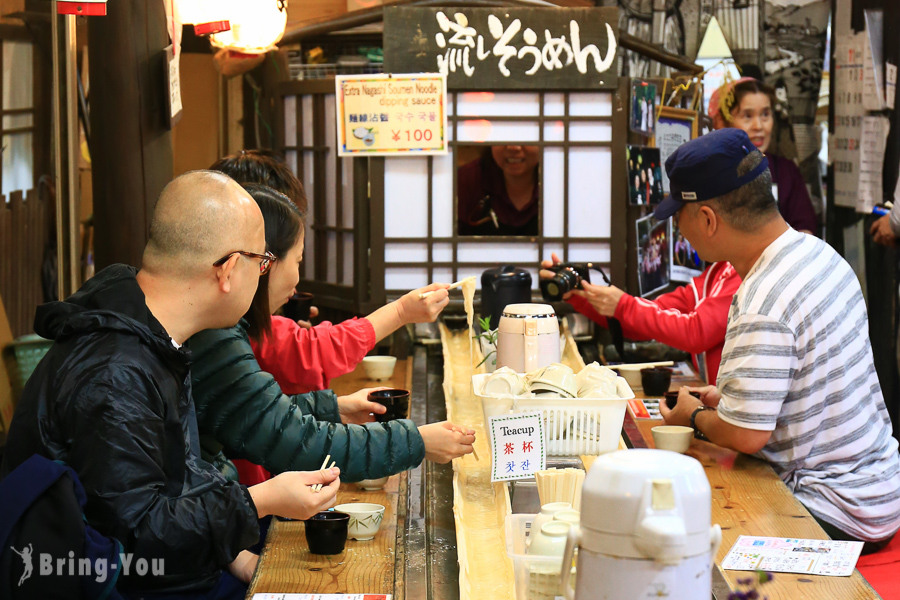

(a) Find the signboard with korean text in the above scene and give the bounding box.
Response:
[335,73,448,156]
[489,412,546,482]
[383,7,618,91]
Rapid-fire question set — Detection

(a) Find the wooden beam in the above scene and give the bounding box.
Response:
[87,0,173,269]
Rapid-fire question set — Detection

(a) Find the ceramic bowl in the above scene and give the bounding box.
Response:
[651,425,694,454]
[304,511,349,555]
[483,367,527,397]
[355,477,390,491]
[362,356,397,381]
[641,367,673,396]
[368,389,410,422]
[334,503,386,541]
[664,390,700,410]
[528,363,576,397]
[613,366,643,390]
[528,521,571,557]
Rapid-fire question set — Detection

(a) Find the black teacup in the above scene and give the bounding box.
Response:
[641,367,673,397]
[368,389,410,422]
[304,511,350,555]
[283,292,315,322]
[664,390,702,410]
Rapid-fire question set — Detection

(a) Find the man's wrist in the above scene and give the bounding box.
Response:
[690,406,715,440]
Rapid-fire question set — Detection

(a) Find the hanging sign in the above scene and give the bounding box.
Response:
[57,0,107,15]
[383,7,618,91]
[489,412,546,483]
[335,73,448,156]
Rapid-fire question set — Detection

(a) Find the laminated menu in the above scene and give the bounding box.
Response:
[721,536,863,577]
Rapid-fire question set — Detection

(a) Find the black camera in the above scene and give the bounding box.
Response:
[540,263,592,302]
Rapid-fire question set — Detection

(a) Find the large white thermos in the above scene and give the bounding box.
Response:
[560,449,722,600]
[496,303,561,373]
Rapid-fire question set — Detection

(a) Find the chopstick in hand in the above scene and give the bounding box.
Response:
[419,280,467,299]
[313,461,336,493]
[312,454,331,493]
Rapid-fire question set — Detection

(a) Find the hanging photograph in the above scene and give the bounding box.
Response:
[630,79,657,136]
[636,214,670,297]
[653,107,698,193]
[670,220,704,283]
[627,146,664,205]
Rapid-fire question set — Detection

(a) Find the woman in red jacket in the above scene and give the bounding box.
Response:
[212,150,442,395]
[540,253,741,385]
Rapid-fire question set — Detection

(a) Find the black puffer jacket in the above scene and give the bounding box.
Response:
[188,324,426,482]
[1,265,259,593]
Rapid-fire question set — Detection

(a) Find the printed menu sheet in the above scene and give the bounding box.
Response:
[253,595,390,600]
[722,536,863,577]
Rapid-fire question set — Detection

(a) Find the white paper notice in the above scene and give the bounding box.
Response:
[489,411,546,482]
[886,63,897,110]
[253,595,391,600]
[833,33,866,209]
[857,116,890,213]
[721,536,863,577]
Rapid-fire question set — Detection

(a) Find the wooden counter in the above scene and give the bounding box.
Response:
[246,358,411,599]
[624,373,881,599]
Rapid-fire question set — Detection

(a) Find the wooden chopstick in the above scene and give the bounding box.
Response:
[313,461,336,493]
[419,279,469,299]
[312,454,331,493]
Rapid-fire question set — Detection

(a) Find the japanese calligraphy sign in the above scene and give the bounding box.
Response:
[383,7,618,91]
[489,412,546,482]
[335,73,448,156]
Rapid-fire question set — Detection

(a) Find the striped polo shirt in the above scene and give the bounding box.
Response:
[717,227,900,541]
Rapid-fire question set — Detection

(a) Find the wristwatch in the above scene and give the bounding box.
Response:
[690,406,715,441]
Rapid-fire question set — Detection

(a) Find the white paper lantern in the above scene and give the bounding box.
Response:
[177,0,233,36]
[209,0,288,55]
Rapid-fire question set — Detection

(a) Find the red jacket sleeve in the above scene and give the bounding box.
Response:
[250,316,377,394]
[567,283,697,340]
[567,265,741,355]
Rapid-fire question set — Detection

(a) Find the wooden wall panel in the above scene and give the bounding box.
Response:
[0,190,50,337]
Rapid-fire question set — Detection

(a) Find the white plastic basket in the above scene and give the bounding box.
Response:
[505,513,568,600]
[474,373,633,456]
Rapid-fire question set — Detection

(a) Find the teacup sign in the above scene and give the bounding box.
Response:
[489,412,545,482]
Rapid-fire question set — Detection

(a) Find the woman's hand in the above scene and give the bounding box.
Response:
[296,306,320,329]
[250,468,341,520]
[568,280,625,317]
[338,387,388,424]
[228,551,259,584]
[419,422,476,463]
[871,215,897,247]
[397,283,451,325]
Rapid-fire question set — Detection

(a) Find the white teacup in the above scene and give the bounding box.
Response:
[528,521,571,557]
[528,363,576,397]
[577,380,618,398]
[529,501,572,547]
[362,356,397,381]
[334,503,386,541]
[483,366,527,397]
[576,362,617,386]
[651,425,694,454]
[552,509,581,527]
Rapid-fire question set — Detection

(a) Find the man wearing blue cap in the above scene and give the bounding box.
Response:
[658,128,900,553]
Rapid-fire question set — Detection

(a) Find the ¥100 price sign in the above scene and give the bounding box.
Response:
[335,73,448,156]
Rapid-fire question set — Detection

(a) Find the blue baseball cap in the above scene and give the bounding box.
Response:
[653,128,769,220]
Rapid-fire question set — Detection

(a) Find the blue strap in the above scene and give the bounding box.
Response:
[0,454,71,549]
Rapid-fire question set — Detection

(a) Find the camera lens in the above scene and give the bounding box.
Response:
[540,268,579,301]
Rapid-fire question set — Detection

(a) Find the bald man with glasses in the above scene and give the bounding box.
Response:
[3,171,341,599]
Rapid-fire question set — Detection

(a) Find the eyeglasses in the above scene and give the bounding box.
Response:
[212,250,276,275]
